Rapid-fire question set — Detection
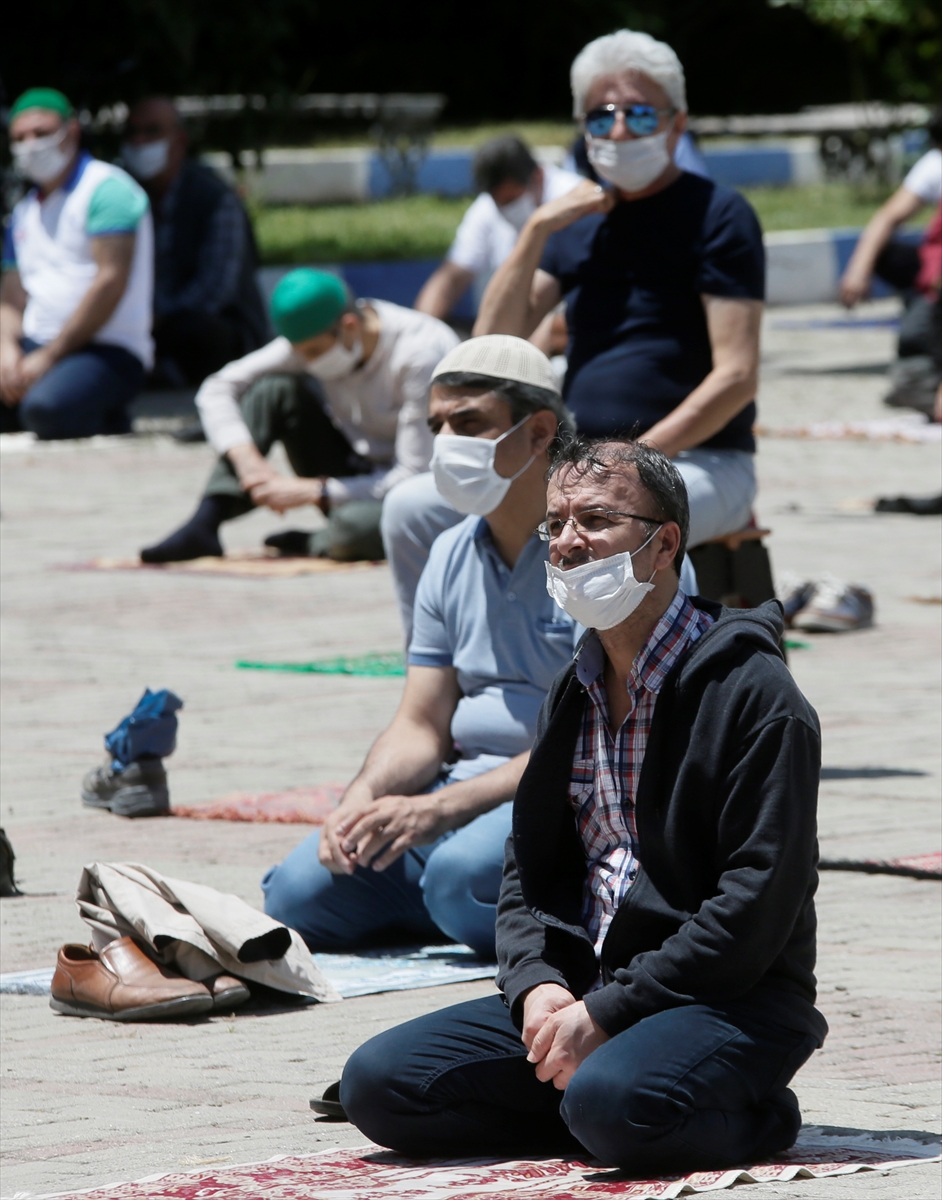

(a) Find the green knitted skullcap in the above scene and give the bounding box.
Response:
[270,269,349,343]
[10,88,74,121]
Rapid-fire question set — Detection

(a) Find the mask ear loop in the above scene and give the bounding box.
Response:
[494,413,536,484]
[628,523,663,584]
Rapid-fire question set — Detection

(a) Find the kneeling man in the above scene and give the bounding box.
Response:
[141,269,457,563]
[262,337,577,958]
[341,436,827,1173]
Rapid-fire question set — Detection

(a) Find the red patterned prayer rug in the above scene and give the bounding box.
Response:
[31,1128,941,1200]
[171,785,343,824]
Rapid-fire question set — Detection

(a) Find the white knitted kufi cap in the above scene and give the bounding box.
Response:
[430,335,560,395]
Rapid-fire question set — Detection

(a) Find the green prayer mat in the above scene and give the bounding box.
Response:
[236,652,405,676]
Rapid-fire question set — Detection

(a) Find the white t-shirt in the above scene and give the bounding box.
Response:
[196,299,459,504]
[5,153,154,367]
[446,165,584,278]
[903,148,942,206]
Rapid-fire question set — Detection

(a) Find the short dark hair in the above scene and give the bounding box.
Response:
[432,370,574,437]
[473,136,539,193]
[548,435,690,575]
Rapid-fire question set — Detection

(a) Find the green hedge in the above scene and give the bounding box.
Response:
[254,184,910,265]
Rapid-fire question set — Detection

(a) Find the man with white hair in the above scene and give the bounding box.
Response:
[262,336,579,960]
[475,30,765,552]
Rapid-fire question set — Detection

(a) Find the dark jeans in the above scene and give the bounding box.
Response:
[341,993,819,1174]
[153,308,246,387]
[204,373,384,561]
[0,339,144,439]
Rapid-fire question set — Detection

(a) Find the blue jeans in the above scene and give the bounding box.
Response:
[14,338,144,440]
[341,993,818,1172]
[261,801,512,959]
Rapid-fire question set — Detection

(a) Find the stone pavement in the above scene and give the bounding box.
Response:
[1,301,939,1198]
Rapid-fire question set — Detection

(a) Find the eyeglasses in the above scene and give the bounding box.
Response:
[537,508,663,542]
[583,104,676,139]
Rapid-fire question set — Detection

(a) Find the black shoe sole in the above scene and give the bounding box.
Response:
[310,1080,347,1120]
[50,993,213,1020]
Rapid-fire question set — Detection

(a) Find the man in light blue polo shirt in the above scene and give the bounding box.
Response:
[262,336,577,959]
[0,88,153,439]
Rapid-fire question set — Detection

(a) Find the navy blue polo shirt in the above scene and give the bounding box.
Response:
[540,172,765,452]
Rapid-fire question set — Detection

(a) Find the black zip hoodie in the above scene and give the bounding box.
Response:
[496,597,828,1046]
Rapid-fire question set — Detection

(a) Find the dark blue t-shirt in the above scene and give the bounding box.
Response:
[540,172,765,452]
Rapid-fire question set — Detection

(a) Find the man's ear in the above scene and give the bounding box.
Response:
[529,408,558,455]
[654,521,682,571]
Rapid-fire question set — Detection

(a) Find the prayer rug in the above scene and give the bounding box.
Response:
[236,652,405,676]
[0,944,496,1000]
[63,552,384,579]
[819,851,941,880]
[171,785,343,823]
[755,416,941,444]
[15,1128,941,1200]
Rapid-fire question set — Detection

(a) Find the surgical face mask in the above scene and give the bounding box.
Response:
[431,415,534,516]
[586,130,671,193]
[121,138,170,180]
[11,128,72,185]
[544,527,659,630]
[498,190,538,232]
[305,335,362,381]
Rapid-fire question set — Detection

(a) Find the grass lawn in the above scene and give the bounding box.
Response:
[254,183,925,264]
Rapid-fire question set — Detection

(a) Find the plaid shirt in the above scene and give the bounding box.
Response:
[570,590,715,958]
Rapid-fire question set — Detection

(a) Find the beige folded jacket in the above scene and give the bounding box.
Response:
[76,861,340,1002]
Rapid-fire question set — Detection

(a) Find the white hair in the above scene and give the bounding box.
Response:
[570,30,687,117]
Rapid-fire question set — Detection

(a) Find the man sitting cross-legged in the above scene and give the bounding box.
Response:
[262,336,578,959]
[340,436,828,1173]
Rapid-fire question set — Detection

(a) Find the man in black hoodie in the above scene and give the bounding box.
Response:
[340,437,827,1174]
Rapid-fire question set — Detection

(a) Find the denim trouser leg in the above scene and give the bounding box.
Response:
[261,829,441,950]
[341,994,818,1170]
[380,472,464,645]
[18,341,144,440]
[261,800,512,955]
[675,449,757,548]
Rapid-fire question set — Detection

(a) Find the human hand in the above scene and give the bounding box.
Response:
[0,341,25,404]
[521,982,577,1052]
[839,267,870,308]
[12,346,55,394]
[336,793,444,871]
[317,785,377,873]
[533,179,616,236]
[249,475,322,514]
[527,999,609,1090]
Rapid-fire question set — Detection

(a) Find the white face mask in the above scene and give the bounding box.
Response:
[431,415,534,516]
[305,336,362,381]
[544,527,659,630]
[121,139,170,180]
[12,128,72,185]
[586,130,671,193]
[498,191,538,232]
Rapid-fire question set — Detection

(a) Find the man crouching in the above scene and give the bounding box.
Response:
[339,435,827,1173]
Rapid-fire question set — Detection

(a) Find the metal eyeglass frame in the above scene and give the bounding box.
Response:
[583,103,676,139]
[537,508,664,542]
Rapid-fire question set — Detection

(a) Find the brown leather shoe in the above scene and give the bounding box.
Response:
[50,938,214,1021]
[205,972,250,1011]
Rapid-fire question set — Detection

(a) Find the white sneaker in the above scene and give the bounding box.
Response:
[792,578,875,633]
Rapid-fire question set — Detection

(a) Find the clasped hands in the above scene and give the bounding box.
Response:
[520,982,610,1091]
[0,344,56,405]
[318,790,444,874]
[229,445,328,514]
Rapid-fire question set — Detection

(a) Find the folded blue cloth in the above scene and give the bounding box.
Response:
[104,689,184,771]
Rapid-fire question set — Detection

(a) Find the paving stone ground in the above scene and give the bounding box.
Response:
[1,301,939,1198]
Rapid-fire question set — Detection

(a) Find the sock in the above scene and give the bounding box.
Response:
[141,495,243,563]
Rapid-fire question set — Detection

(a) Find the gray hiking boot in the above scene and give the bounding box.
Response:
[81,760,170,818]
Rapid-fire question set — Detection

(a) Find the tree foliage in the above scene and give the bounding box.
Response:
[3,0,938,125]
